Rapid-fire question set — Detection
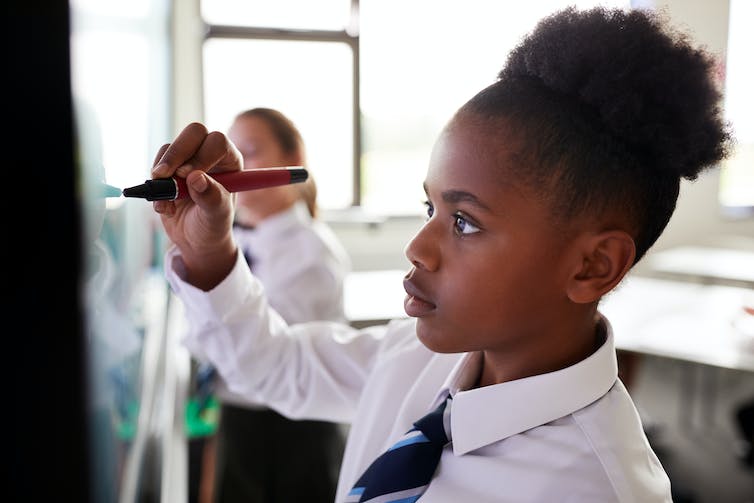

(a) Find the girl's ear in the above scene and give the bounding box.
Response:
[566,230,636,304]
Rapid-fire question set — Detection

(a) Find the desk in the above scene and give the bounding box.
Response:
[600,275,754,372]
[642,245,754,288]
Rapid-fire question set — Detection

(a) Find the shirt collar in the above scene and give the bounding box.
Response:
[444,314,618,455]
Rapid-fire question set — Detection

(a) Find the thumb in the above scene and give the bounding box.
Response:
[186,169,211,195]
[185,170,234,217]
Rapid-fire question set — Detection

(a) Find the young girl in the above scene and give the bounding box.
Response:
[152,7,730,502]
[199,108,350,502]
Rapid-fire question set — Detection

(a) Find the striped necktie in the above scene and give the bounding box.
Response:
[347,396,452,503]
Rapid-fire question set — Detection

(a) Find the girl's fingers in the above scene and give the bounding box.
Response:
[152,122,210,178]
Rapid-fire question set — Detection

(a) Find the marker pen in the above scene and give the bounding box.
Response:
[122,167,308,201]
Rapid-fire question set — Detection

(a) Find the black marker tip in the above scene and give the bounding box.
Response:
[122,183,149,199]
[122,178,178,201]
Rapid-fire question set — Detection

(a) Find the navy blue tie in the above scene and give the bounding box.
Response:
[347,396,452,503]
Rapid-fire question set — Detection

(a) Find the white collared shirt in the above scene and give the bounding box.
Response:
[217,200,350,406]
[168,247,672,502]
[233,199,350,325]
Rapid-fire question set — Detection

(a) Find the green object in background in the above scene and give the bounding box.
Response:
[114,395,220,441]
[115,400,139,441]
[185,395,220,438]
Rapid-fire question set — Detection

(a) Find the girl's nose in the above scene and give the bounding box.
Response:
[404,220,440,272]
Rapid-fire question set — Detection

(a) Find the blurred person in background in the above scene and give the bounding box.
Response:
[196,107,350,503]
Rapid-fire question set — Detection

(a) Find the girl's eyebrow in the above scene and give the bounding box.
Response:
[424,182,491,211]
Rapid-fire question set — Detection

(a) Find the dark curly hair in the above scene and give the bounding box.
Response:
[459,6,732,263]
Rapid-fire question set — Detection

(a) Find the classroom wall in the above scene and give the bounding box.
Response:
[331,0,754,273]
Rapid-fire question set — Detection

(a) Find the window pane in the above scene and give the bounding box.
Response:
[71,0,151,18]
[201,0,352,30]
[203,39,354,209]
[719,0,754,216]
[359,0,630,215]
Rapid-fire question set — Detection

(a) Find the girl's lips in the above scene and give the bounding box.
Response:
[403,279,436,317]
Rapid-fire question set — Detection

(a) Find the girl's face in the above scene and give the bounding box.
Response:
[403,114,580,361]
[229,115,296,170]
[229,115,301,222]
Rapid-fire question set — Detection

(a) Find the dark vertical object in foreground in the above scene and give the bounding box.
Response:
[4,1,87,501]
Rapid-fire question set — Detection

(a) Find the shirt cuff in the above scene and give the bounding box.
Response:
[164,244,265,320]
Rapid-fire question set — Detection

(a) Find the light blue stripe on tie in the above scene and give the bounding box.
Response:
[345,486,365,502]
[387,431,429,451]
[361,485,428,503]
[386,496,421,503]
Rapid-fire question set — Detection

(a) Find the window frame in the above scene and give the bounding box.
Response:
[201,1,363,205]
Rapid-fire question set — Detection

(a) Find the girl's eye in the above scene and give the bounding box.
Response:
[423,200,434,220]
[454,213,480,235]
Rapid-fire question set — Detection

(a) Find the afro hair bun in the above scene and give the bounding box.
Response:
[499,6,731,180]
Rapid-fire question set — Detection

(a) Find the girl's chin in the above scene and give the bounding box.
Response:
[415,321,459,354]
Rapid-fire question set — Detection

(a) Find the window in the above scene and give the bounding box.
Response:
[202,0,629,215]
[202,0,352,30]
[719,0,754,218]
[203,38,356,209]
[201,0,357,209]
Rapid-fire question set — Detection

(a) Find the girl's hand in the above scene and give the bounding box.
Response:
[151,122,242,290]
